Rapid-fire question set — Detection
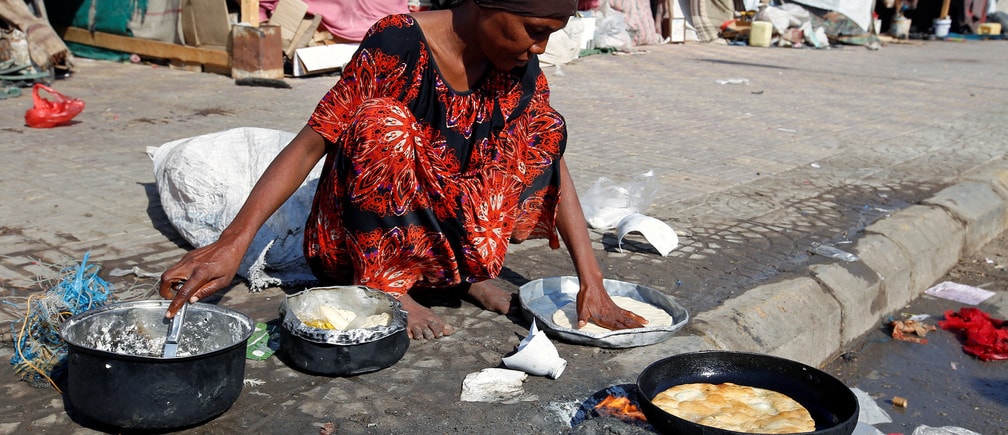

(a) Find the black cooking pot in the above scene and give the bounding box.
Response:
[279,286,409,376]
[636,351,859,435]
[59,300,253,431]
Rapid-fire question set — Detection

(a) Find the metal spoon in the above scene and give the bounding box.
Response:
[163,302,188,358]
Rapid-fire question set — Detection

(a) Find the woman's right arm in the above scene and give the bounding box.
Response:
[159,124,328,317]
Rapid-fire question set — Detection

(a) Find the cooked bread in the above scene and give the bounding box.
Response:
[652,382,815,434]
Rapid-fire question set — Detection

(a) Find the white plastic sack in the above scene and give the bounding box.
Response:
[149,127,322,291]
[593,2,634,51]
[540,20,582,67]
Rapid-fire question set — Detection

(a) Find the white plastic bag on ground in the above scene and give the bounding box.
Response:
[912,426,982,435]
[580,170,658,230]
[149,127,322,291]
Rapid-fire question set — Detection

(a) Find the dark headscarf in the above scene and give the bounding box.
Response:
[474,0,578,18]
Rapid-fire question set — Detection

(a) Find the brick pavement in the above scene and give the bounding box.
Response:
[1,38,1007,432]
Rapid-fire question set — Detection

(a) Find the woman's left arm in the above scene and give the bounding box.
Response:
[555,157,647,330]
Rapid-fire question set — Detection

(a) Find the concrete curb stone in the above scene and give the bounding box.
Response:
[691,277,842,367]
[964,165,1008,202]
[809,259,888,348]
[842,234,915,335]
[866,205,964,304]
[673,165,1008,368]
[924,180,1008,253]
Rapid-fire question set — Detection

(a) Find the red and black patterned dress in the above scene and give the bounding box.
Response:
[304,14,566,299]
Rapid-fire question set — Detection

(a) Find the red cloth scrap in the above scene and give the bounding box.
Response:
[939,307,1008,361]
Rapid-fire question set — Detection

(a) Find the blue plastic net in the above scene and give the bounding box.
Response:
[9,252,113,389]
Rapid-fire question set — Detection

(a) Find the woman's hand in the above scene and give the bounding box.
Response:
[158,235,246,318]
[158,125,328,319]
[576,279,647,330]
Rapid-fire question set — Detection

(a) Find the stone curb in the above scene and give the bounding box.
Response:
[680,163,1008,367]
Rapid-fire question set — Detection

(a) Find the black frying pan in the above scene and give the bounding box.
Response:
[636,351,859,435]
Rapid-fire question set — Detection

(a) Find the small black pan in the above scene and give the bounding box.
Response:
[636,351,858,435]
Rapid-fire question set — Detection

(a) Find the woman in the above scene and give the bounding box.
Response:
[159,0,646,339]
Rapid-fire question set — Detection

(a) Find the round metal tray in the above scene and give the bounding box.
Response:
[518,276,688,348]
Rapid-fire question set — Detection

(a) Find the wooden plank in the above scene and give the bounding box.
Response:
[58,27,230,68]
[241,0,260,27]
[285,15,321,59]
[269,0,309,46]
[180,0,231,47]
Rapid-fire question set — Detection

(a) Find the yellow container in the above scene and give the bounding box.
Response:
[749,21,773,47]
[977,23,1001,35]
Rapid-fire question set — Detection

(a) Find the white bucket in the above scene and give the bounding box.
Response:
[934,17,951,38]
[891,17,911,38]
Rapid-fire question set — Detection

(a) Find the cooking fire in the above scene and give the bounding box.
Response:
[570,384,653,430]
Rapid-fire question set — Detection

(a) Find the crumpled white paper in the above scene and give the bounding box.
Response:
[924,281,996,305]
[616,213,679,256]
[502,321,567,379]
[460,368,535,403]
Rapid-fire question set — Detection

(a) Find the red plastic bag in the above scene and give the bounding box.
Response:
[24,84,85,128]
[939,307,1008,361]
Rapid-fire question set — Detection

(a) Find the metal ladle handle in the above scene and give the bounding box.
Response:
[165,302,188,343]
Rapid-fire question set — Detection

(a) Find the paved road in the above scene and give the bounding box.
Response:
[1,36,1007,433]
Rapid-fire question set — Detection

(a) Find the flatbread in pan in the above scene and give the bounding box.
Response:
[652,382,816,434]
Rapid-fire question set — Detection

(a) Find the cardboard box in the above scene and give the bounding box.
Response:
[977,23,1001,35]
[292,43,358,77]
[180,0,230,49]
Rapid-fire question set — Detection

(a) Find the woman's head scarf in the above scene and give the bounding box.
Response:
[474,0,578,18]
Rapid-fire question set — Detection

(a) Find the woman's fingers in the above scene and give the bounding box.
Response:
[161,269,221,318]
[589,306,647,330]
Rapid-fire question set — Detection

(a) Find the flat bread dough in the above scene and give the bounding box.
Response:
[551,296,674,333]
[652,382,816,434]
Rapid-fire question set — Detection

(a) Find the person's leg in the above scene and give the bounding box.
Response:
[465,280,515,314]
[398,292,457,340]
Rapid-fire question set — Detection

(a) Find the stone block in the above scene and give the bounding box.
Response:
[691,277,841,367]
[924,181,1007,252]
[865,205,964,298]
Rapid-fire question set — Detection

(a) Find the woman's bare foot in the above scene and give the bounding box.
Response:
[398,293,456,340]
[466,281,516,314]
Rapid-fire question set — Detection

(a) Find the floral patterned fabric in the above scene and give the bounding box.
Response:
[304,14,565,297]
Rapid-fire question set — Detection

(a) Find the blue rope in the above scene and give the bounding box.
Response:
[9,252,113,388]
